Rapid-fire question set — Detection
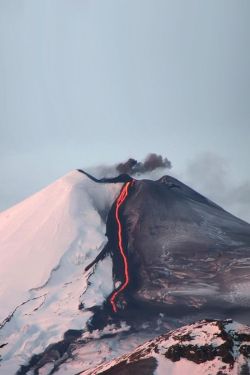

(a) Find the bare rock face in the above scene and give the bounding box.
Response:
[81,319,250,375]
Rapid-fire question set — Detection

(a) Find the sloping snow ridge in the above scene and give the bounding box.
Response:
[0,171,122,373]
[83,319,250,375]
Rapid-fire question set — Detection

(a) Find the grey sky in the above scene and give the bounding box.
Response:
[0,1,250,220]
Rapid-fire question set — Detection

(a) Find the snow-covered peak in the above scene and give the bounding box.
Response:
[1,170,250,375]
[0,171,122,373]
[1,172,77,318]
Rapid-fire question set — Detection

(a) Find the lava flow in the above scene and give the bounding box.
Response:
[109,181,133,313]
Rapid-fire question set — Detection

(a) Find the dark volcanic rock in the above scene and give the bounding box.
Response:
[112,176,250,313]
[81,319,250,375]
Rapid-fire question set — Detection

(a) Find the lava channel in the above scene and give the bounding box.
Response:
[109,181,133,313]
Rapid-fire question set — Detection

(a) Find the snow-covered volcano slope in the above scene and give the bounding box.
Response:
[0,171,122,373]
[84,319,250,375]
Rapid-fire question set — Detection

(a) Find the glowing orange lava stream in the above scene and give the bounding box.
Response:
[110,181,132,313]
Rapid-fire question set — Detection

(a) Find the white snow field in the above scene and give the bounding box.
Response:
[0,170,122,373]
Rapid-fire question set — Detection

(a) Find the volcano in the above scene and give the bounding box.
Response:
[0,170,250,374]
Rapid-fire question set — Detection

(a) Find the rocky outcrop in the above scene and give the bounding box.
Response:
[81,319,250,374]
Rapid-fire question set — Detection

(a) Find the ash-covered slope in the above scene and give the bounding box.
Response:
[115,176,250,313]
[83,319,250,375]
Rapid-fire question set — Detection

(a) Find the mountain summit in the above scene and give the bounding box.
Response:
[0,170,250,374]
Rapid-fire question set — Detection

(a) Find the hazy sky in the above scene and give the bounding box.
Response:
[0,1,250,220]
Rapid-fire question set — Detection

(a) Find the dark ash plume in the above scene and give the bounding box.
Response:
[116,158,138,174]
[116,153,172,175]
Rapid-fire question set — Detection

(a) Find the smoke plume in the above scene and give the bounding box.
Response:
[116,153,172,175]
